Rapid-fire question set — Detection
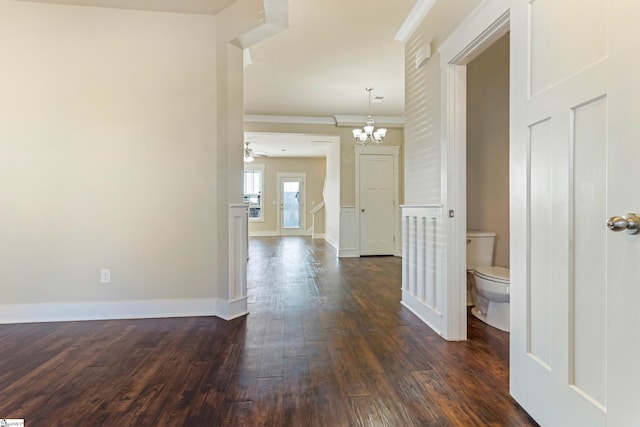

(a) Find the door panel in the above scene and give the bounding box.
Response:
[528,118,553,369]
[511,0,640,425]
[359,154,394,255]
[572,96,607,407]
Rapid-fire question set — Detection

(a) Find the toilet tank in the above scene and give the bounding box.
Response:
[467,231,496,270]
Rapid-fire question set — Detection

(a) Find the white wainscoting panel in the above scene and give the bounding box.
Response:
[339,206,358,257]
[401,205,444,335]
[225,204,249,320]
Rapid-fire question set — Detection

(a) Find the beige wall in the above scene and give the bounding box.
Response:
[244,122,404,207]
[0,0,236,306]
[404,0,482,204]
[466,33,510,268]
[247,157,326,234]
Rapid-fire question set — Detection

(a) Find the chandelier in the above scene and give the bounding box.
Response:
[243,141,254,163]
[352,87,387,145]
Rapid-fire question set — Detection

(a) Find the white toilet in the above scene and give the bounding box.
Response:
[466,231,510,332]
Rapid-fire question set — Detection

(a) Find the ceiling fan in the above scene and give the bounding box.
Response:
[244,142,267,163]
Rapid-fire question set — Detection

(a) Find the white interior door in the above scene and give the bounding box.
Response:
[511,1,640,425]
[278,175,305,235]
[359,154,395,255]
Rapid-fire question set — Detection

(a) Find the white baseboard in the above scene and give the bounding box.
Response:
[249,230,280,237]
[324,234,339,250]
[250,230,313,237]
[216,297,249,320]
[401,290,443,337]
[0,298,239,324]
[312,233,325,239]
[338,249,359,257]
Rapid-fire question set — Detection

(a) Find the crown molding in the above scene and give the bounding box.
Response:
[394,0,438,44]
[244,115,337,125]
[334,115,405,128]
[244,114,405,128]
[236,0,290,48]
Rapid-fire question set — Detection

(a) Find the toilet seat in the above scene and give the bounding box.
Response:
[475,266,509,284]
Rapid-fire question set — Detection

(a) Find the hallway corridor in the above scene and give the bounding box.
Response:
[0,236,537,426]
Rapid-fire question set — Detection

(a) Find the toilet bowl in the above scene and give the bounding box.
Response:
[471,265,510,332]
[466,231,496,306]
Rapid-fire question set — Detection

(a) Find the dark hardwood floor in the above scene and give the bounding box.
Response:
[0,236,537,426]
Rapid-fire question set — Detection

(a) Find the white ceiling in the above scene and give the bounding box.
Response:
[244,0,415,157]
[21,0,415,158]
[245,132,337,158]
[20,0,237,15]
[244,0,415,118]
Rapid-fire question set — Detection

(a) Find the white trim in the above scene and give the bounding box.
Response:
[401,291,443,336]
[244,115,336,125]
[437,0,510,341]
[324,234,339,250]
[248,230,313,237]
[338,248,359,258]
[312,233,325,240]
[236,0,289,48]
[334,115,405,128]
[243,48,253,68]
[437,1,510,63]
[0,298,219,324]
[216,297,249,321]
[228,204,249,316]
[310,200,325,214]
[355,146,401,257]
[249,230,280,237]
[400,204,444,209]
[339,206,358,257]
[394,0,438,44]
[244,163,265,222]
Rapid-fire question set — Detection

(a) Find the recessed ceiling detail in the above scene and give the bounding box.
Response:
[244,132,338,158]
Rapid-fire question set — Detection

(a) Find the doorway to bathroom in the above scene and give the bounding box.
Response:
[465,33,511,330]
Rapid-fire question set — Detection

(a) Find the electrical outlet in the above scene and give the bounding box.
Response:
[100,268,111,284]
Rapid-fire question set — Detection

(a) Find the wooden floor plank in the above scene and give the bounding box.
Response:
[0,236,537,426]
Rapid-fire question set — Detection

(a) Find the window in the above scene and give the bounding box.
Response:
[244,164,264,221]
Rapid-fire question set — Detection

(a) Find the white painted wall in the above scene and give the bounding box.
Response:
[404,0,482,205]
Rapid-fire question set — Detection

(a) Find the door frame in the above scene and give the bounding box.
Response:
[438,0,510,341]
[277,172,306,235]
[355,145,400,257]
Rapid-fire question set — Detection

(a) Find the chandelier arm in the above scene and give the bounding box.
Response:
[352,87,385,146]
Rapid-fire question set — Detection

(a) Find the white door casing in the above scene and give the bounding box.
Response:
[439,0,511,341]
[511,0,640,426]
[433,0,639,424]
[277,173,305,236]
[355,146,399,256]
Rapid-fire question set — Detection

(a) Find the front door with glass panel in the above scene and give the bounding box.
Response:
[278,175,305,235]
